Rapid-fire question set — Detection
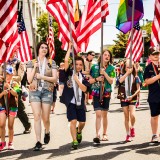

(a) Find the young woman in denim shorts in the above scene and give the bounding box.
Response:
[27,42,57,151]
[117,59,140,142]
[89,50,115,144]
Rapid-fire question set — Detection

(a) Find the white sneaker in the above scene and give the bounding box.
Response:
[8,142,14,150]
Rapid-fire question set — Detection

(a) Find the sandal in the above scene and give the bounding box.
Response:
[101,134,108,141]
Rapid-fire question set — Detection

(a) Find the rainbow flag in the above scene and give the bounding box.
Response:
[116,0,144,34]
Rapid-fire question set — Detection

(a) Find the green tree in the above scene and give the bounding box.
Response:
[37,13,66,65]
[141,22,152,57]
[112,32,128,58]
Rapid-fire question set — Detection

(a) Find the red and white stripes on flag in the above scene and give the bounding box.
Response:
[0,0,19,62]
[76,0,109,52]
[125,23,143,62]
[46,0,78,52]
[17,7,32,62]
[47,15,55,59]
[151,0,160,50]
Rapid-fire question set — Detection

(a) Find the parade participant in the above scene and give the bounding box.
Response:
[27,41,57,151]
[7,50,31,134]
[0,66,21,151]
[58,62,65,96]
[83,51,95,105]
[117,59,140,142]
[143,50,160,143]
[51,83,58,114]
[89,50,115,144]
[60,43,90,150]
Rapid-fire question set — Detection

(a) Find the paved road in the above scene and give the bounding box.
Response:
[1,90,160,160]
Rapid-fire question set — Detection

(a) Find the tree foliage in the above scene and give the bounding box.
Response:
[37,13,66,65]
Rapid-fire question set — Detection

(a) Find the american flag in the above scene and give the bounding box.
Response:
[151,0,160,50]
[0,0,19,62]
[47,15,55,59]
[76,0,109,52]
[46,0,78,52]
[17,6,32,62]
[125,23,143,62]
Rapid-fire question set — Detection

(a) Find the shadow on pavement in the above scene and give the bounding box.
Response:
[0,141,123,160]
[114,142,160,155]
[75,150,129,160]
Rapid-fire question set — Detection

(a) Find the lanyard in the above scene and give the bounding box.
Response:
[38,57,46,87]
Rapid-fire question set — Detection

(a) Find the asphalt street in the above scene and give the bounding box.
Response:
[1,90,160,160]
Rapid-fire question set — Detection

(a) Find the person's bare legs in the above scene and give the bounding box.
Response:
[42,103,51,133]
[31,102,42,142]
[95,110,102,138]
[0,113,6,142]
[151,116,159,135]
[8,116,15,143]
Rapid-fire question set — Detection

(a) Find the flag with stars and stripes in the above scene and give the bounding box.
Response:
[151,0,160,50]
[47,15,55,59]
[125,23,143,62]
[17,6,32,62]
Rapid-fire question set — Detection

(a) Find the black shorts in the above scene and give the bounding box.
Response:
[121,101,136,107]
[67,103,86,122]
[93,96,110,111]
[149,102,160,117]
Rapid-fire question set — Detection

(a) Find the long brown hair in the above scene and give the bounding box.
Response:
[98,49,113,64]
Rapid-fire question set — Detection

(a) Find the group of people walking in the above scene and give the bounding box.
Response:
[0,41,160,151]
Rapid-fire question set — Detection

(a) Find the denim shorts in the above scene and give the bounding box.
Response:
[29,88,53,105]
[93,96,110,111]
[59,82,64,85]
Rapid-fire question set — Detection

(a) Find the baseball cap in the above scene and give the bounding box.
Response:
[6,65,13,74]
[150,50,160,55]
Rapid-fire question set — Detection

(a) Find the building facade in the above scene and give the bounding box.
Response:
[19,0,47,48]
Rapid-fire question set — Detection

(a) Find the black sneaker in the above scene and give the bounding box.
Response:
[33,141,42,151]
[23,126,31,134]
[44,132,50,144]
[93,137,100,144]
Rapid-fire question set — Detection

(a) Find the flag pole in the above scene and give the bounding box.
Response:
[65,0,76,72]
[3,62,8,115]
[48,14,51,57]
[100,22,104,103]
[65,0,77,100]
[128,0,136,96]
[27,0,37,59]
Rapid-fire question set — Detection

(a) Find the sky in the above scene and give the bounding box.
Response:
[77,0,155,53]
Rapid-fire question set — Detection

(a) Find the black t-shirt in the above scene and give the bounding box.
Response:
[61,67,90,107]
[143,63,160,103]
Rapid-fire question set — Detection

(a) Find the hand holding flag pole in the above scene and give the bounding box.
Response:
[100,21,104,104]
